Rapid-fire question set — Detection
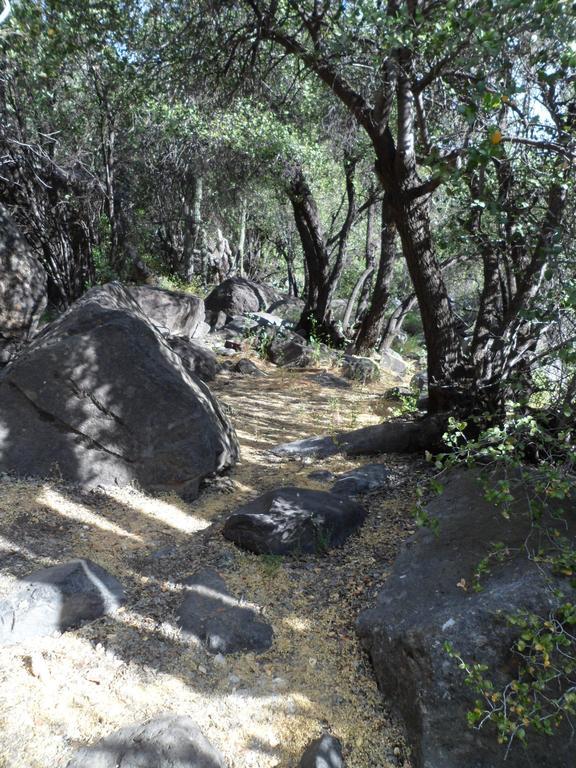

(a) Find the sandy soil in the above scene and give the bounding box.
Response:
[0,356,421,768]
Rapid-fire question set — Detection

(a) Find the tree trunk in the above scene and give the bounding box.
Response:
[356,196,378,320]
[181,174,203,281]
[342,265,374,334]
[352,200,397,354]
[379,293,417,350]
[237,196,247,277]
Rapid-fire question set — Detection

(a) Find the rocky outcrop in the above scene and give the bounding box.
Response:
[0,283,239,497]
[268,331,333,368]
[356,471,576,768]
[222,487,367,555]
[177,568,273,654]
[126,284,207,339]
[0,559,124,645]
[0,205,47,363]
[66,715,225,768]
[205,277,279,316]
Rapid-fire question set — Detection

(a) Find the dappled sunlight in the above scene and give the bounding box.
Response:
[38,488,143,543]
[102,486,210,534]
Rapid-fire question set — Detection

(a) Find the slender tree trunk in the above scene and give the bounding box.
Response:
[356,196,378,320]
[353,200,397,354]
[237,196,247,277]
[379,293,417,350]
[342,265,374,333]
[182,174,203,281]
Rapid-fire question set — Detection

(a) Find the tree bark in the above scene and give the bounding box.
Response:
[353,199,397,354]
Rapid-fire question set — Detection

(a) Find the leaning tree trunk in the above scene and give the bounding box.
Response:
[181,174,204,281]
[380,293,417,350]
[353,199,397,354]
[288,166,343,345]
[356,196,378,320]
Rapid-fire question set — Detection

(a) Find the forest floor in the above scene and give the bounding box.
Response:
[0,355,424,768]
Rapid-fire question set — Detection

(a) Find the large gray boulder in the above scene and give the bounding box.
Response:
[66,715,225,768]
[205,277,279,316]
[0,205,47,363]
[126,284,206,339]
[0,284,239,497]
[356,471,576,768]
[268,331,333,368]
[177,568,273,654]
[0,559,124,645]
[222,487,367,555]
[341,355,381,383]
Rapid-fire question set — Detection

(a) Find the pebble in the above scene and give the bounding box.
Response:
[212,653,226,669]
[228,674,241,685]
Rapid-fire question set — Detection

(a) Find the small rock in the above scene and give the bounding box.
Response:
[297,734,345,768]
[212,653,226,669]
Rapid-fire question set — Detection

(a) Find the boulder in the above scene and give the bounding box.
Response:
[177,568,273,654]
[267,296,305,324]
[411,370,428,391]
[66,715,225,768]
[222,487,367,555]
[126,285,206,339]
[205,310,228,331]
[309,372,351,389]
[225,315,259,335]
[298,734,345,768]
[231,358,265,377]
[342,356,380,383]
[356,471,576,768]
[0,559,124,645]
[166,337,219,381]
[0,204,47,363]
[247,311,285,328]
[268,332,332,368]
[205,277,279,316]
[331,463,390,496]
[380,348,407,376]
[0,283,239,497]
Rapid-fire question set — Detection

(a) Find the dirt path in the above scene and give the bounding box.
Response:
[0,358,420,768]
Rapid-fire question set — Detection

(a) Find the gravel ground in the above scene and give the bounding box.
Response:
[0,356,424,768]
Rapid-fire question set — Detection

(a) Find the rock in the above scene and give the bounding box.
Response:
[177,569,273,654]
[232,358,265,377]
[247,311,285,328]
[66,714,225,768]
[267,296,305,323]
[272,416,446,459]
[330,298,347,322]
[222,487,367,555]
[268,332,332,368]
[308,470,335,483]
[342,355,380,383]
[205,310,228,331]
[298,734,345,768]
[205,277,279,316]
[380,348,407,376]
[331,463,390,496]
[166,337,219,381]
[0,204,47,363]
[225,315,259,334]
[384,385,413,400]
[126,285,206,339]
[356,470,576,768]
[0,283,239,497]
[309,372,351,389]
[411,370,428,391]
[0,559,124,645]
[224,339,243,351]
